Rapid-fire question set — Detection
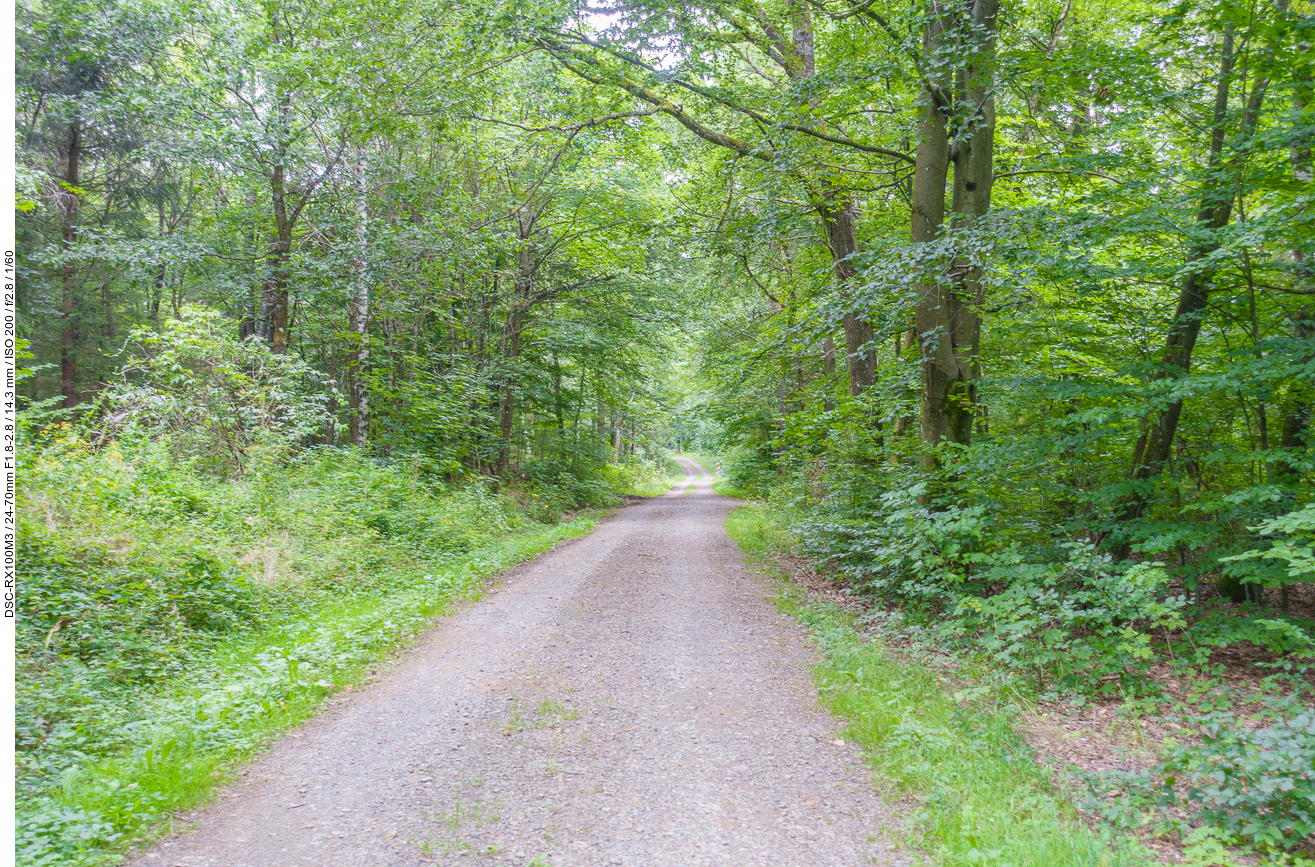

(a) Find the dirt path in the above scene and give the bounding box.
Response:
[135,460,905,867]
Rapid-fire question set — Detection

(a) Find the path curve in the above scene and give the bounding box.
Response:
[134,460,905,867]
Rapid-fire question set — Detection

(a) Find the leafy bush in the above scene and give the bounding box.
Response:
[794,483,1187,692]
[1224,504,1315,590]
[718,443,777,498]
[956,550,1186,694]
[599,458,680,497]
[95,307,334,476]
[1155,710,1315,850]
[14,417,606,865]
[1089,707,1315,852]
[518,452,616,519]
[794,482,988,599]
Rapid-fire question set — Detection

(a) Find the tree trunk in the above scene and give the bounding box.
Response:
[495,231,533,475]
[1111,30,1243,549]
[265,157,292,353]
[789,6,878,400]
[820,199,877,397]
[239,192,259,338]
[552,354,565,434]
[495,312,521,475]
[822,336,835,412]
[914,0,997,475]
[152,197,168,325]
[347,155,370,447]
[59,118,82,409]
[912,7,953,468]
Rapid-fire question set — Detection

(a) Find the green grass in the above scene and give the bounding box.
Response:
[18,513,599,867]
[711,477,747,498]
[724,503,1145,867]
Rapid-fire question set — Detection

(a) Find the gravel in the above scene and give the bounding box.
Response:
[131,459,907,867]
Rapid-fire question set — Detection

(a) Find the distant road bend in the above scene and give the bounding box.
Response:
[135,459,906,867]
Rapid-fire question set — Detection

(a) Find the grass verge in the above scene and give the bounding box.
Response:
[18,510,602,867]
[724,502,1146,867]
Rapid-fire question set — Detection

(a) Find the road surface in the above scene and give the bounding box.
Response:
[133,459,903,867]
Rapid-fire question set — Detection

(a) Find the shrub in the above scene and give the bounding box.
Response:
[1155,710,1315,851]
[794,483,1188,693]
[719,443,777,497]
[95,307,334,477]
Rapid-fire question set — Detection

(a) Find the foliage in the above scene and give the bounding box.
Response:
[1079,703,1315,854]
[95,308,334,476]
[1226,505,1315,585]
[793,482,1189,693]
[14,417,607,865]
[599,457,683,498]
[14,0,1315,861]
[717,443,778,499]
[726,504,1143,867]
[1156,710,1315,851]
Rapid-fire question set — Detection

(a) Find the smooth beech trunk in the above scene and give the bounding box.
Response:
[913,0,998,476]
[791,4,877,400]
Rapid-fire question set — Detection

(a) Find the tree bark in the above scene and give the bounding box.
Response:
[239,192,260,338]
[821,199,877,397]
[1111,30,1243,548]
[347,155,370,447]
[822,335,835,412]
[265,156,292,353]
[789,4,878,399]
[914,0,997,475]
[912,5,953,467]
[60,118,82,409]
[495,223,534,475]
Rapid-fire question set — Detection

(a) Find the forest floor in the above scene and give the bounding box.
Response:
[129,460,909,867]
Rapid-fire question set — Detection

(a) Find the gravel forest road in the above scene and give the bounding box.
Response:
[134,459,905,867]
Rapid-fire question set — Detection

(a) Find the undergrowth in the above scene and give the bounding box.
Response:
[726,503,1146,867]
[602,456,684,497]
[15,434,605,866]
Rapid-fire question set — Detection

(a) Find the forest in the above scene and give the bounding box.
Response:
[12,0,1315,863]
